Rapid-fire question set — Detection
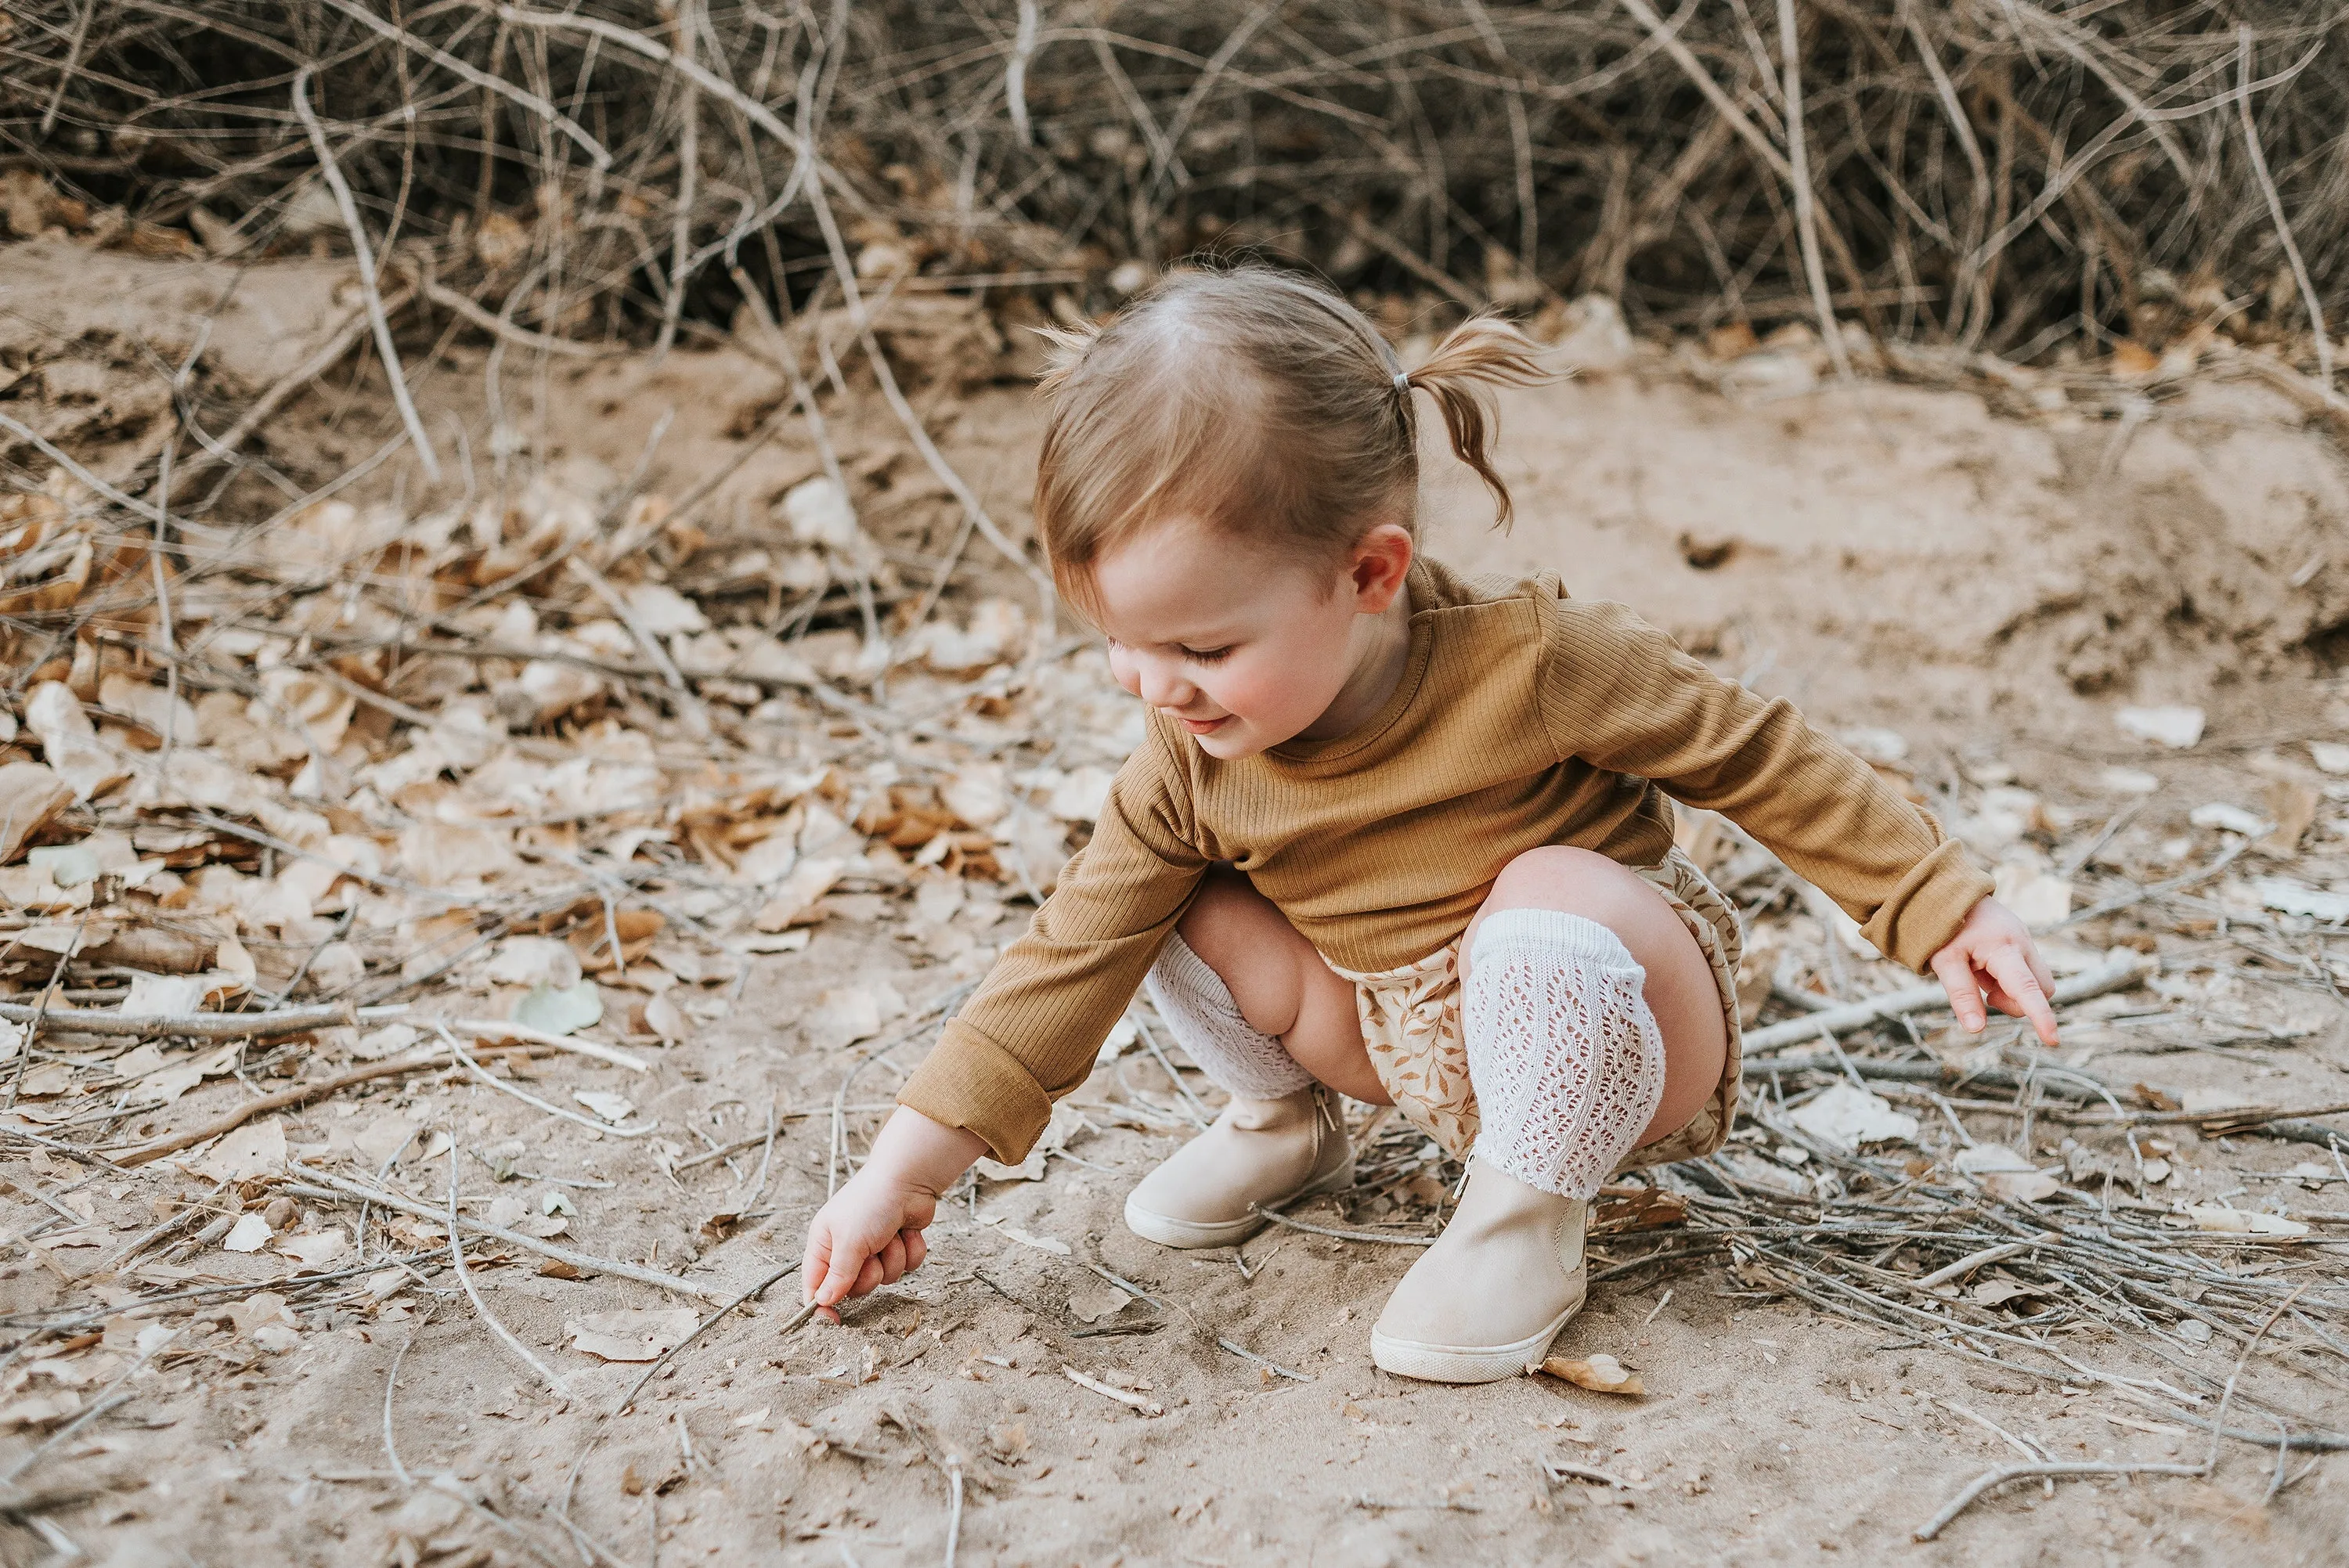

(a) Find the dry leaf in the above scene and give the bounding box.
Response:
[1045,765,1113,824]
[806,982,904,1049]
[1591,1186,1689,1235]
[1982,1170,2063,1203]
[2116,705,2204,750]
[0,762,74,863]
[228,1292,300,1336]
[1992,856,2073,932]
[485,936,584,990]
[1533,1353,1645,1396]
[1784,1082,1919,1151]
[2185,1205,2309,1238]
[1066,1284,1132,1324]
[221,1213,272,1253]
[754,856,843,931]
[1969,1277,2047,1308]
[276,1227,349,1269]
[2263,778,2321,852]
[189,1119,287,1183]
[23,682,130,801]
[2189,802,2268,837]
[0,1391,81,1430]
[940,766,1009,830]
[516,981,603,1036]
[117,971,209,1018]
[568,1307,699,1362]
[572,1089,636,1124]
[998,1226,1071,1257]
[780,475,858,551]
[642,989,691,1043]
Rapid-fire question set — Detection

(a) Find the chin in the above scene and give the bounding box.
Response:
[1191,726,1266,761]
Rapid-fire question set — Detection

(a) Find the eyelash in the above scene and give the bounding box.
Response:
[1106,639,1232,665]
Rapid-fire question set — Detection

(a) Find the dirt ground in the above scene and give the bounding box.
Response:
[6,250,2349,1566]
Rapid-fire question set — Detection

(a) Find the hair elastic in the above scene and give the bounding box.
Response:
[1393,369,1410,394]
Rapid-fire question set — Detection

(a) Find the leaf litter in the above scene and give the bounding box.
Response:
[2,133,2348,1568]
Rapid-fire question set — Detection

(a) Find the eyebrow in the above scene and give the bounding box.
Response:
[1119,627,1244,651]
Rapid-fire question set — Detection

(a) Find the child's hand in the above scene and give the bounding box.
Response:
[800,1106,987,1322]
[1928,896,2059,1047]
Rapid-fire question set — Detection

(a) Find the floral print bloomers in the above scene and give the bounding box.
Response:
[1329,849,1745,1170]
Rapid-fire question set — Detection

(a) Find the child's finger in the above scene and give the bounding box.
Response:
[800,1220,831,1304]
[801,1225,848,1323]
[817,1224,874,1307]
[1983,944,2059,1045]
[2024,935,2055,998]
[901,1228,929,1275]
[1930,947,1986,1033]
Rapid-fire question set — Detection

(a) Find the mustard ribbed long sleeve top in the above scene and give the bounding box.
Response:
[899,557,1990,1162]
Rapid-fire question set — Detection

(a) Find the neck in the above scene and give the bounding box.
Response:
[1296,578,1414,741]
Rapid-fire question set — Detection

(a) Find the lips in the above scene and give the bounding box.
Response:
[1178,715,1229,735]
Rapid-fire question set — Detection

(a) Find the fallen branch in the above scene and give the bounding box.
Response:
[442,1018,648,1072]
[0,1000,402,1040]
[1914,1460,2206,1541]
[446,1136,574,1400]
[1250,1205,1437,1245]
[1214,1336,1313,1382]
[1911,1238,2048,1293]
[113,1044,544,1167]
[1741,953,2151,1054]
[1539,1458,1654,1491]
[1062,1364,1162,1417]
[1747,1054,2349,1151]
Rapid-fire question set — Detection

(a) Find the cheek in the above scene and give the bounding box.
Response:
[1106,647,1140,695]
[1207,656,1309,722]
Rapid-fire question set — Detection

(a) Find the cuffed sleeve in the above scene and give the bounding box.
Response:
[1859,836,1994,973]
[897,1018,1057,1166]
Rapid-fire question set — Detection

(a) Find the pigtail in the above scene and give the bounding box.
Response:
[1403,314,1552,528]
[1032,319,1104,397]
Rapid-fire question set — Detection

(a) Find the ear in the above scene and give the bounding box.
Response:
[1344,523,1414,614]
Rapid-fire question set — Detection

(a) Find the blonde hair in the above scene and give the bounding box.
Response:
[1032,265,1550,597]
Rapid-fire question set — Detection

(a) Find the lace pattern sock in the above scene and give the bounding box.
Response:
[1463,910,1666,1200]
[1143,933,1317,1101]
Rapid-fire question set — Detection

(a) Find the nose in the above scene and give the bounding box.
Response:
[1134,658,1196,712]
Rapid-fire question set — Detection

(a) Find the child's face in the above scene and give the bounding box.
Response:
[1087,520,1406,760]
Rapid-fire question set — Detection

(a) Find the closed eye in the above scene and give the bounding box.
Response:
[1179,645,1233,665]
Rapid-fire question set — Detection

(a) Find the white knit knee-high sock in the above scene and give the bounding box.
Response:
[1142,933,1316,1101]
[1463,910,1666,1200]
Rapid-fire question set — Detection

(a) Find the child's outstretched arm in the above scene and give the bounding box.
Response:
[1927,895,2060,1047]
[800,1107,985,1322]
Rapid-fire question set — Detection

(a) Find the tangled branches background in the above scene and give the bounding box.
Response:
[4,0,2345,365]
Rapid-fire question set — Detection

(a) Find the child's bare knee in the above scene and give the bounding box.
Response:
[1488,845,1650,921]
[1178,869,1272,950]
[1178,871,1313,1034]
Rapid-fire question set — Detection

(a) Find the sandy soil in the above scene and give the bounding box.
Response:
[6,264,2349,1566]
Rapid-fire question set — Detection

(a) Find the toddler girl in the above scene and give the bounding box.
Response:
[801,265,2059,1382]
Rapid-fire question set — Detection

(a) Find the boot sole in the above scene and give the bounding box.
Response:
[1122,1154,1355,1250]
[1368,1276,1588,1384]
